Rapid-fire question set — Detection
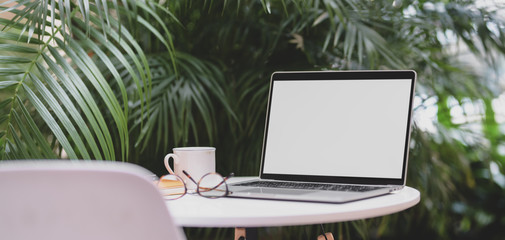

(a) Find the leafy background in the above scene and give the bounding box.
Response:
[1,0,505,239]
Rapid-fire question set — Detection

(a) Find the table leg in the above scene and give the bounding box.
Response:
[234,228,246,240]
[234,227,258,240]
[317,232,334,240]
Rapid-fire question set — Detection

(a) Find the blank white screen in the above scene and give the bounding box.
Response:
[262,79,412,179]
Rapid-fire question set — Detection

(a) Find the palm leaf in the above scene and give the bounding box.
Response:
[127,52,235,155]
[1,96,57,159]
[22,79,80,159]
[0,0,178,161]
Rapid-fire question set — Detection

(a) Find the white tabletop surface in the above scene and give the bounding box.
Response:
[165,177,420,228]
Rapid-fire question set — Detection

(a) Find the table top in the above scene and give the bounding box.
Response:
[165,177,420,228]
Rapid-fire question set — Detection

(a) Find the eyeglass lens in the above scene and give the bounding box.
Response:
[198,173,229,198]
[158,174,187,200]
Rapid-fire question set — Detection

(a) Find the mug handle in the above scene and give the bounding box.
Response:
[164,153,178,175]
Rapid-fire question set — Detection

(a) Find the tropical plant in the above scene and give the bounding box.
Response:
[1,0,505,239]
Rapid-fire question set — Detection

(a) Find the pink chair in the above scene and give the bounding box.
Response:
[0,160,186,240]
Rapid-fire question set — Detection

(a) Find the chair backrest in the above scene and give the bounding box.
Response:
[0,160,186,240]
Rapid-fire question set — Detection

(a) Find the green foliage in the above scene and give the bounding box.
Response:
[0,0,174,161]
[2,0,505,239]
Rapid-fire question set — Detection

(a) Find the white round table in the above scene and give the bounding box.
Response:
[165,177,420,228]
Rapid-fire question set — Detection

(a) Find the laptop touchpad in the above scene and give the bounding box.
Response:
[239,188,314,195]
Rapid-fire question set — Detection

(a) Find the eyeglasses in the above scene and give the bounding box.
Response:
[157,170,234,200]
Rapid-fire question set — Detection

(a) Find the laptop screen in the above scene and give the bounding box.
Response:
[260,71,416,185]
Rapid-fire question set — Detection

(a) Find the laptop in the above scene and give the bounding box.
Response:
[227,70,417,203]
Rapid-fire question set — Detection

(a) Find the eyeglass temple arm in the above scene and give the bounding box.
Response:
[206,173,235,191]
[224,172,235,181]
[183,171,235,189]
[182,170,198,185]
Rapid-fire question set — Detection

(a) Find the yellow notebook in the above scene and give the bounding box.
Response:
[157,176,185,196]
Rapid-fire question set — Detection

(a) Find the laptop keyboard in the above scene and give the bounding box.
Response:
[232,180,385,192]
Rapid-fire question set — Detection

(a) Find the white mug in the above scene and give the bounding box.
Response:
[164,147,216,189]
